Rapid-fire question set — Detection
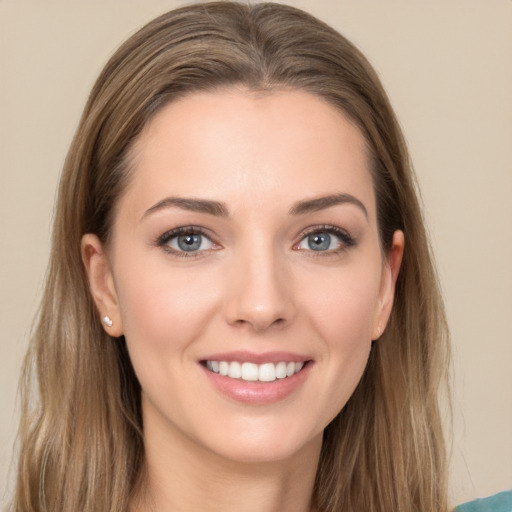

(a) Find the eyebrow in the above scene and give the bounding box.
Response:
[142,196,229,220]
[141,192,368,221]
[289,193,368,219]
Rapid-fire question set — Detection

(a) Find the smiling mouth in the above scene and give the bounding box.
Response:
[203,360,309,382]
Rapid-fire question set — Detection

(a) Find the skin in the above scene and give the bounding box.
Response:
[82,88,404,512]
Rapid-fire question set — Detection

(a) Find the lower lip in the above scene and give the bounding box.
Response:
[201,363,312,405]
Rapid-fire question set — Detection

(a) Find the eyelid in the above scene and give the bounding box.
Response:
[157,225,204,244]
[156,226,220,256]
[294,224,356,252]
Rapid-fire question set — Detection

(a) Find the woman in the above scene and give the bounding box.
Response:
[11,2,499,511]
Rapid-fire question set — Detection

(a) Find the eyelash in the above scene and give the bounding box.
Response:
[157,226,216,258]
[294,224,356,256]
[156,224,356,257]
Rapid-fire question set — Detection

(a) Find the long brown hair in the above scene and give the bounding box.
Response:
[13,2,450,511]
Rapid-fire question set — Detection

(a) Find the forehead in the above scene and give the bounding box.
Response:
[122,88,375,218]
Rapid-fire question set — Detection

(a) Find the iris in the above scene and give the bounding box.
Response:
[307,233,331,251]
[178,233,202,251]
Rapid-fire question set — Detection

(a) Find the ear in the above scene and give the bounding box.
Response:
[81,233,124,337]
[371,230,404,340]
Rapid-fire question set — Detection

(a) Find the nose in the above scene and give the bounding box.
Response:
[223,244,294,333]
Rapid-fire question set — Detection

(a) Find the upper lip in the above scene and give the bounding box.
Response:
[200,351,312,364]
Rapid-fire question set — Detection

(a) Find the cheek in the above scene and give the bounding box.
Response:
[305,261,382,347]
[113,257,221,372]
[301,260,382,412]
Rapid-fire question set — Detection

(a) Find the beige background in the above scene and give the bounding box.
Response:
[1,0,511,507]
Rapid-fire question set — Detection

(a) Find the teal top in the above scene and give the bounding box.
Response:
[456,491,512,512]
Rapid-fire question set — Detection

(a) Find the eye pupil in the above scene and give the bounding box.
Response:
[308,233,331,251]
[178,234,201,251]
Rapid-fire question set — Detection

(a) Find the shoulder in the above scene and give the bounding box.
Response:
[456,491,512,512]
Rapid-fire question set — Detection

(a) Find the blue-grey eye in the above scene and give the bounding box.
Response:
[308,233,331,251]
[298,231,343,252]
[178,234,201,251]
[167,232,213,252]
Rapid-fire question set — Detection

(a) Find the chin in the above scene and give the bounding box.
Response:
[189,413,325,466]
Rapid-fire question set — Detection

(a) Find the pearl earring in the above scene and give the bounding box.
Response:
[102,315,113,328]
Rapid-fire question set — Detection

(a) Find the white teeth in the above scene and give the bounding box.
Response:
[275,361,287,379]
[241,362,259,381]
[228,361,241,379]
[219,361,229,376]
[259,363,276,382]
[205,360,306,382]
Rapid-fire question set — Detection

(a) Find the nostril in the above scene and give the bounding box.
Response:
[231,316,286,332]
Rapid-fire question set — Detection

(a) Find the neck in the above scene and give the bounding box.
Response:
[131,410,322,512]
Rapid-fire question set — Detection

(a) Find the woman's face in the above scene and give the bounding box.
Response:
[84,88,403,465]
